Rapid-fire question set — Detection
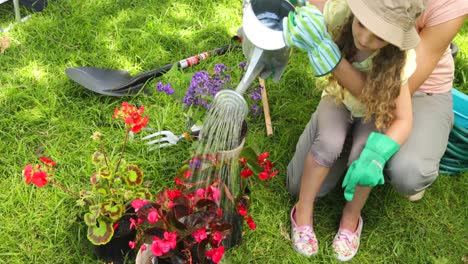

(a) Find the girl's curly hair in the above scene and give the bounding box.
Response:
[327,15,407,130]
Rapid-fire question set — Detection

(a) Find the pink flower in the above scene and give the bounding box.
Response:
[151,237,171,256]
[195,188,205,198]
[209,186,220,201]
[128,241,136,249]
[168,201,175,209]
[147,210,159,224]
[205,246,225,263]
[140,244,147,253]
[129,218,137,229]
[192,227,207,242]
[131,199,149,212]
[211,231,224,246]
[164,232,177,249]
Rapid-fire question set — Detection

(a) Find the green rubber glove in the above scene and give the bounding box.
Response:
[282,3,342,76]
[342,132,400,201]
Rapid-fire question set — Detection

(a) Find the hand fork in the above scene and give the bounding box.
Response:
[141,126,201,150]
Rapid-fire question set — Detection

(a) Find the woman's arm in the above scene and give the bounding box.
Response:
[307,0,327,12]
[408,15,467,94]
[331,15,467,97]
[384,83,413,145]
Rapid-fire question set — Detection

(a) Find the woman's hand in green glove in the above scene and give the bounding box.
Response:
[342,132,400,201]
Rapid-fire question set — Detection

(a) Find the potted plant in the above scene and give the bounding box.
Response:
[22,102,152,263]
[132,147,278,264]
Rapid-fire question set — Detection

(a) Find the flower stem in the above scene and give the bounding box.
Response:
[49,180,92,205]
[115,129,129,172]
[98,137,110,169]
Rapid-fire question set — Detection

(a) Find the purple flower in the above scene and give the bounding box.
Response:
[238,61,247,70]
[248,85,262,101]
[182,65,232,109]
[156,81,174,95]
[250,104,263,117]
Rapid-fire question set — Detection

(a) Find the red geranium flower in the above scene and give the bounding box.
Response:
[113,102,149,133]
[245,216,256,230]
[240,167,253,178]
[237,203,247,216]
[39,156,56,167]
[23,164,49,188]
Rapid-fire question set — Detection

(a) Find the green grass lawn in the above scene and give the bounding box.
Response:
[0,1,466,263]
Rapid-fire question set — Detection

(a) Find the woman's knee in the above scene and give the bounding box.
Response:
[386,152,439,195]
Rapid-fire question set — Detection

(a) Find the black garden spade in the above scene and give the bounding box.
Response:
[66,39,240,97]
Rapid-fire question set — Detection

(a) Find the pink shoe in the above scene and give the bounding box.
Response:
[290,206,318,256]
[332,216,363,262]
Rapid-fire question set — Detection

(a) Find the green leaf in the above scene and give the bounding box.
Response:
[100,201,124,221]
[241,147,263,174]
[87,218,114,245]
[91,152,105,165]
[124,165,143,186]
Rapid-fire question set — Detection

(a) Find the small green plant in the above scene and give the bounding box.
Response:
[22,102,152,245]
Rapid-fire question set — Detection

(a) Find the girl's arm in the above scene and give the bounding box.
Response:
[384,83,413,145]
[331,59,367,97]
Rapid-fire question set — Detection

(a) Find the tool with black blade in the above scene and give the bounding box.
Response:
[66,38,240,97]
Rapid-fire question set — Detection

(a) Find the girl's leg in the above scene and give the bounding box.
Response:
[340,117,376,230]
[294,97,352,226]
[332,118,376,261]
[291,97,351,256]
[287,111,351,198]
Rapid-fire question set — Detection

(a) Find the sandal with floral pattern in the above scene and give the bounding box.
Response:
[290,206,318,256]
[333,216,363,262]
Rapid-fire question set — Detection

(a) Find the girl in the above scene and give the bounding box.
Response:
[282,0,426,261]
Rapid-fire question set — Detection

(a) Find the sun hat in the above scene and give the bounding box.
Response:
[346,0,427,50]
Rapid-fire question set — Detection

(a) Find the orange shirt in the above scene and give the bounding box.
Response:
[415,0,468,93]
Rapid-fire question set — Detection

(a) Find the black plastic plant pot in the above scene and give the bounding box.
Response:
[93,213,137,264]
[222,212,244,249]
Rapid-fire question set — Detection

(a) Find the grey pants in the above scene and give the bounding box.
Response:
[287,91,454,197]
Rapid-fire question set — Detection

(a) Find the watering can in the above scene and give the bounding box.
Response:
[236,0,295,94]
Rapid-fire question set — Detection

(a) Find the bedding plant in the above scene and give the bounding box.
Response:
[22,102,152,246]
[130,147,278,264]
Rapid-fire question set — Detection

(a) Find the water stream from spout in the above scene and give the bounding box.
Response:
[186,10,284,247]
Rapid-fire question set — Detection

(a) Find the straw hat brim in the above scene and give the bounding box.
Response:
[346,0,420,50]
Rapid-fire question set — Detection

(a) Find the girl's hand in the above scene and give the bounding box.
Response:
[342,132,400,201]
[282,4,341,76]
